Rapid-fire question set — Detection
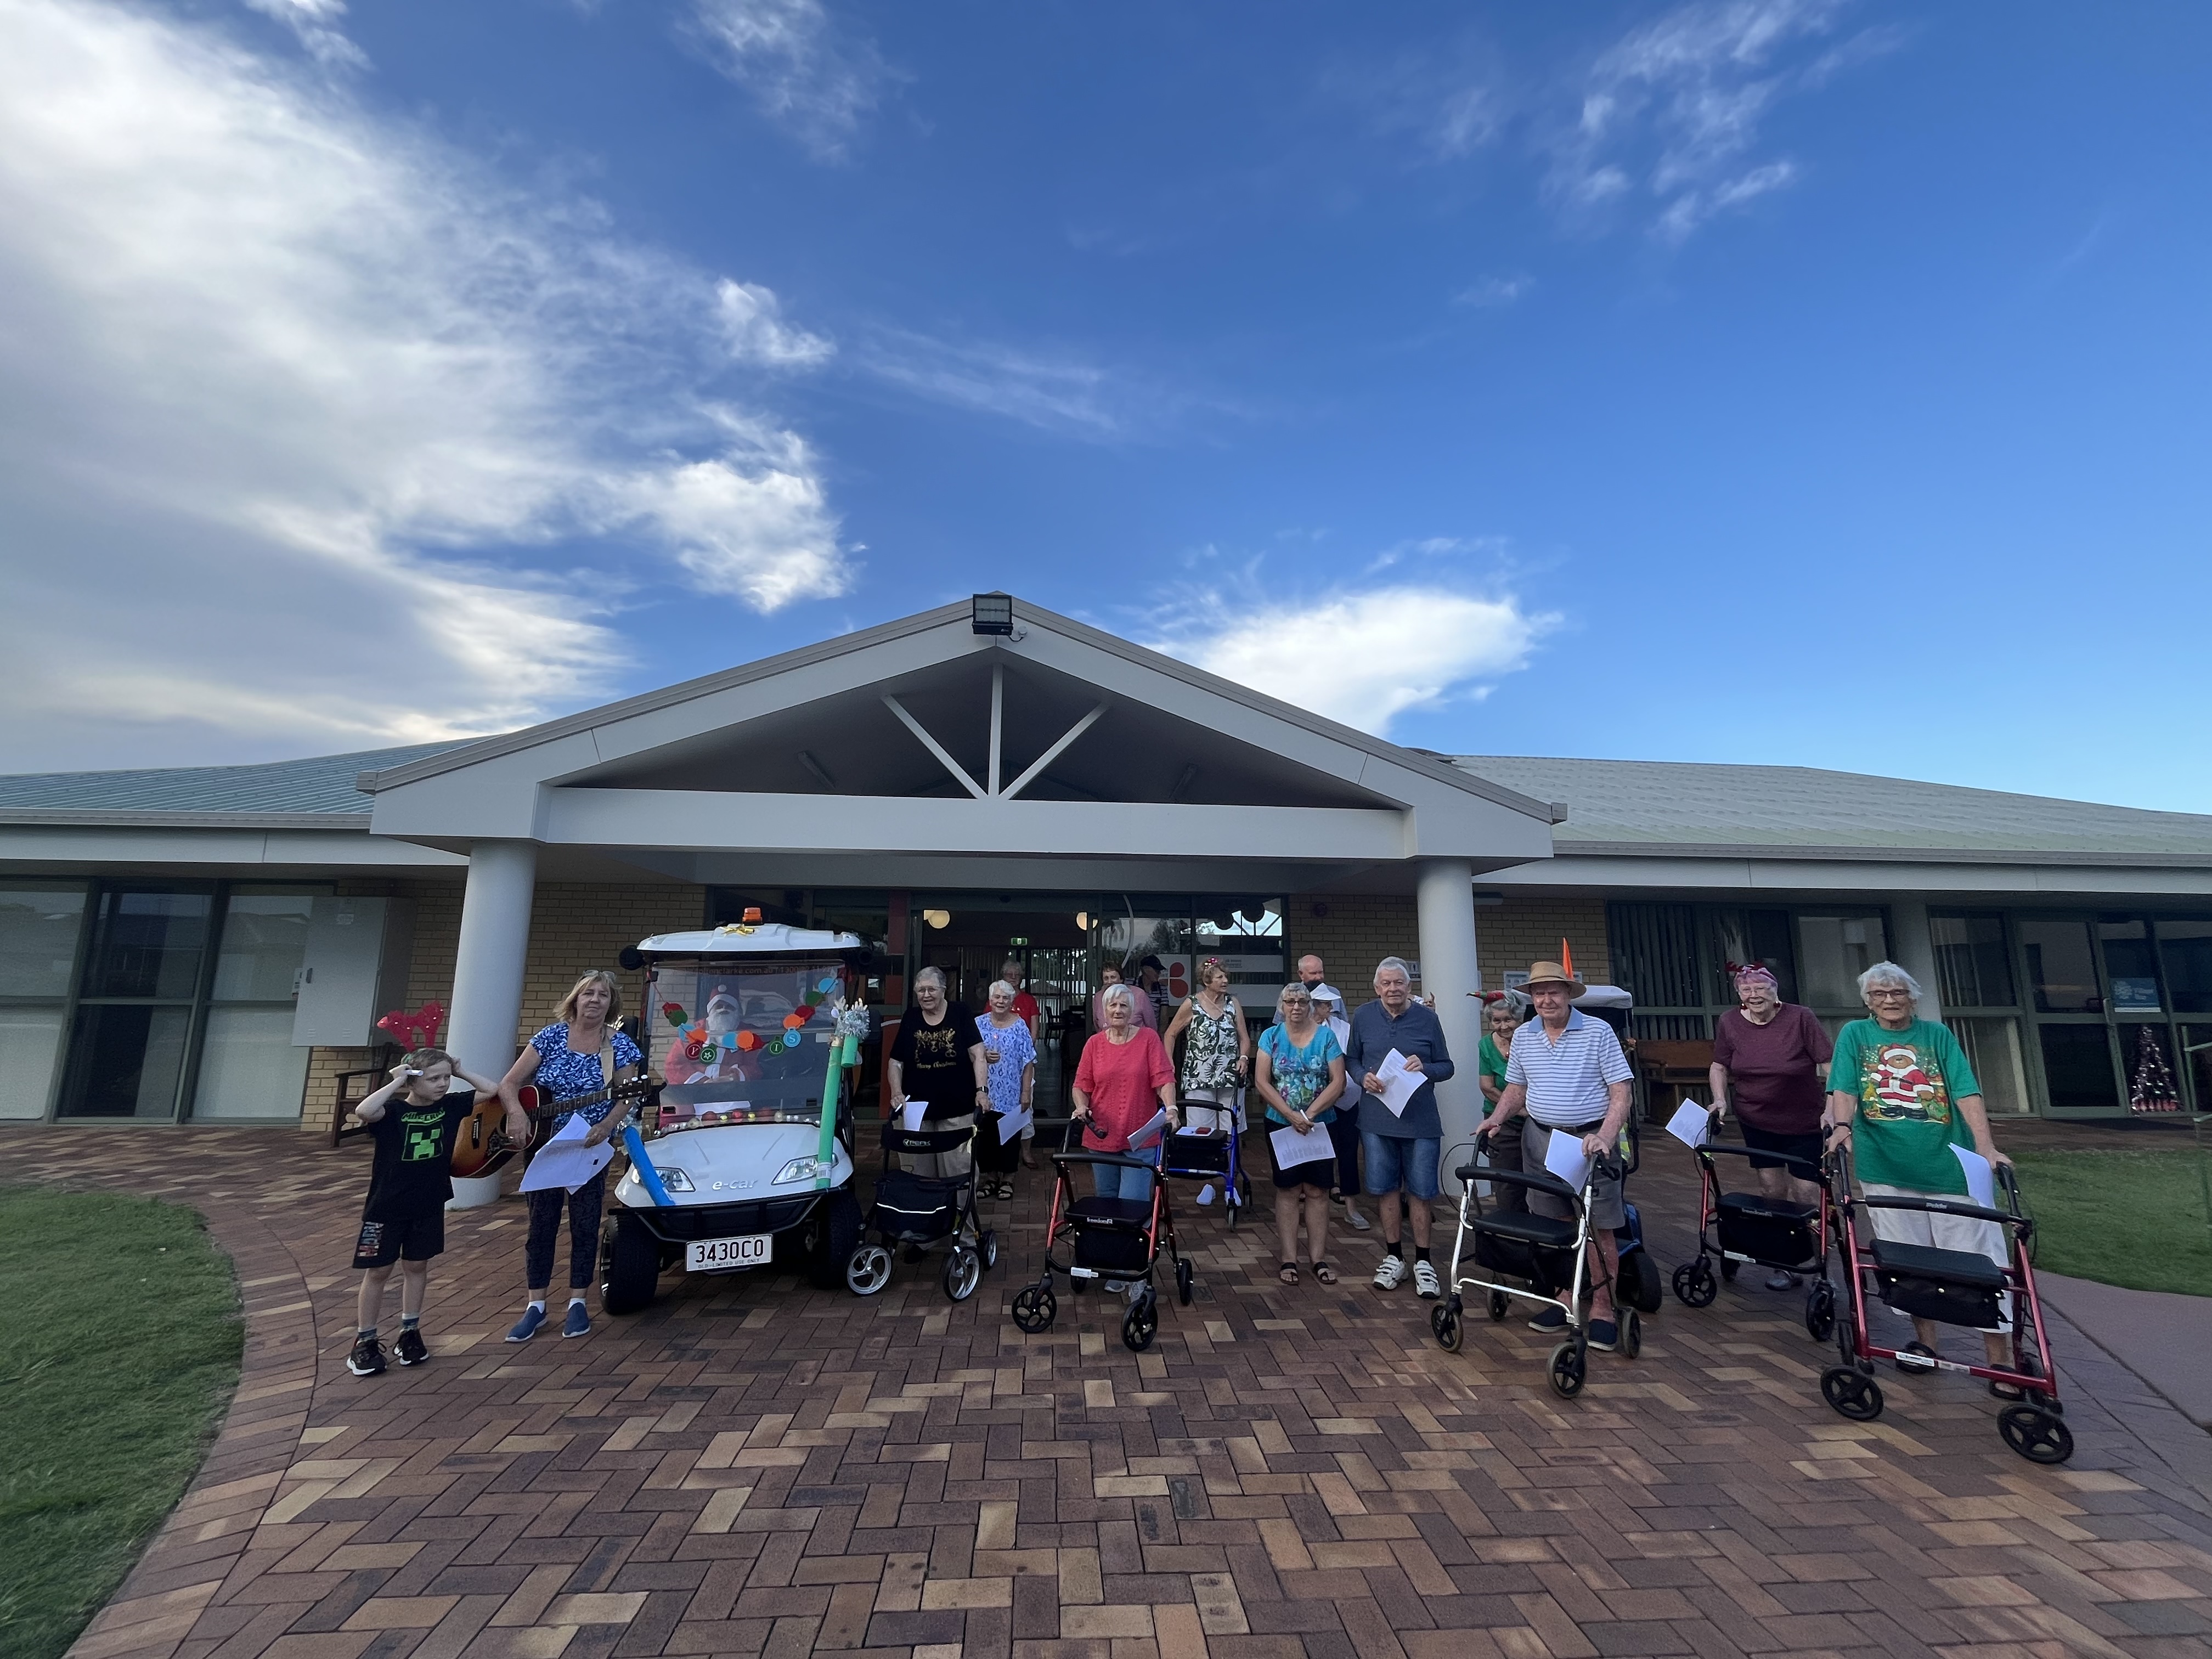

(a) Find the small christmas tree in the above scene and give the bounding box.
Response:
[2128,1025,2181,1113]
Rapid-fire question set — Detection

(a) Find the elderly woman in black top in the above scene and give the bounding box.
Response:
[887,966,990,1180]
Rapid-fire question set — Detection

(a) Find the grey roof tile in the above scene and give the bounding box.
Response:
[0,741,470,818]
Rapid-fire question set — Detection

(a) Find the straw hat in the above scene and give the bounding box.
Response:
[1521,960,1587,996]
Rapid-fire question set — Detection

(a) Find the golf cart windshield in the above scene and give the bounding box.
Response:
[651,958,848,1123]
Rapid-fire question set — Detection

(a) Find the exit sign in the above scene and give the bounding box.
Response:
[1008,936,1028,946]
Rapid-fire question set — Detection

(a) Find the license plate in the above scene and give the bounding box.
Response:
[685,1233,771,1271]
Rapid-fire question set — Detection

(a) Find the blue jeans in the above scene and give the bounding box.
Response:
[1362,1132,1441,1201]
[1091,1145,1160,1201]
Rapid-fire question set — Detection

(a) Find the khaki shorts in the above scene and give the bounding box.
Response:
[1522,1120,1624,1231]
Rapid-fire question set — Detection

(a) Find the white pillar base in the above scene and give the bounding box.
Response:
[445,839,539,1082]
[1416,857,1482,1157]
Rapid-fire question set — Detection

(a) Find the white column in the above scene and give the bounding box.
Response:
[1416,857,1483,1155]
[1888,897,1944,1027]
[445,840,538,1080]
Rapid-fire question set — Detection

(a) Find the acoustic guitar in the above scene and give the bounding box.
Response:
[450,1077,653,1178]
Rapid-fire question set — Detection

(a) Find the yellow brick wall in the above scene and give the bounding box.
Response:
[1283,890,1614,1010]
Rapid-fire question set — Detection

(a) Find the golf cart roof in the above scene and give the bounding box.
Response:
[634,923,867,958]
[1575,985,1632,1011]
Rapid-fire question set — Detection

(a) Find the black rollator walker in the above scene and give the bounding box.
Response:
[1821,1146,2072,1464]
[1431,1127,1641,1397]
[1672,1105,1839,1342]
[1012,1123,1194,1352]
[847,1116,998,1302]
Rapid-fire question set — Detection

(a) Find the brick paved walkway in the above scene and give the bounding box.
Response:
[13,1124,2212,1659]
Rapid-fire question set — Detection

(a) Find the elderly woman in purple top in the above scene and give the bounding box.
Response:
[1709,964,1835,1290]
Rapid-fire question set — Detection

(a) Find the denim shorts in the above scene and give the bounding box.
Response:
[1361,1132,1441,1201]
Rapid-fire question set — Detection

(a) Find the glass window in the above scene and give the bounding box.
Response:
[2183,1026,2212,1115]
[0,1006,66,1119]
[1950,1018,2029,1115]
[2158,921,2212,1016]
[57,1005,193,1119]
[1605,903,1702,1009]
[2118,1024,2183,1113]
[80,890,212,1000]
[0,885,87,998]
[193,1008,312,1119]
[2100,919,2162,1014]
[212,891,317,1002]
[1796,915,1887,1007]
[1931,915,2015,1009]
[2036,1024,2117,1113]
[1709,909,1796,1006]
[2019,917,2101,1013]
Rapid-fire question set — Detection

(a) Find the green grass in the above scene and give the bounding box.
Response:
[2010,1148,2212,1298]
[0,1189,242,1659]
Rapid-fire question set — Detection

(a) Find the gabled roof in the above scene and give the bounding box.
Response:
[1449,755,2212,867]
[0,741,468,828]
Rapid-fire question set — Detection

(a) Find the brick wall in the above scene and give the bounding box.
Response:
[1283,890,1614,1009]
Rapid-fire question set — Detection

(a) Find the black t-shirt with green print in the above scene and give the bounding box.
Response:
[360,1088,475,1216]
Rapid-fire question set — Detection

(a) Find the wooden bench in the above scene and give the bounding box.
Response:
[1635,1039,1715,1121]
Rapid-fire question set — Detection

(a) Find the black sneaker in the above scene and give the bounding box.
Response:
[347,1335,386,1377]
[394,1328,428,1367]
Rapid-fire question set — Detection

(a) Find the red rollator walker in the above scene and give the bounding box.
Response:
[1820,1145,2073,1464]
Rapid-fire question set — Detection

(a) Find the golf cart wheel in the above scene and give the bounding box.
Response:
[1719,1258,1739,1283]
[979,1228,999,1271]
[1431,1297,1463,1352]
[1821,1365,1884,1421]
[1620,1308,1642,1360]
[808,1189,862,1290]
[1547,1340,1586,1399]
[1175,1257,1194,1306]
[1122,1288,1158,1352]
[845,1243,893,1297]
[601,1212,662,1315]
[1488,1289,1509,1322]
[1011,1282,1056,1333]
[944,1246,982,1303]
[1805,1280,1836,1343]
[1673,1260,1718,1308]
[1998,1404,2074,1465]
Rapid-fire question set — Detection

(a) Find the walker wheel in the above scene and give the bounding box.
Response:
[1488,1289,1508,1322]
[1620,1308,1641,1361]
[1122,1289,1158,1352]
[1547,1340,1586,1399]
[980,1228,999,1271]
[1011,1282,1056,1333]
[944,1246,981,1303]
[1997,1404,2074,1465]
[1226,1174,1251,1230]
[1804,1280,1836,1343]
[1821,1365,1884,1421]
[1175,1257,1194,1306]
[845,1244,892,1296]
[1431,1298,1463,1352]
[1673,1260,1718,1308]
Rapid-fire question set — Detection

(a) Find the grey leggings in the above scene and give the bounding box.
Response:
[526,1169,606,1290]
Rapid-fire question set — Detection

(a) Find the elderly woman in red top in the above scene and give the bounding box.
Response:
[1071,982,1180,1201]
[1709,963,1835,1290]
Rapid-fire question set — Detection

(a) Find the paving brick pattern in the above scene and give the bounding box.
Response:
[13,1124,2212,1659]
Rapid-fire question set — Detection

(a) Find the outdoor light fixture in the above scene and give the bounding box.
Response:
[970,592,1014,635]
[1075,911,1089,929]
[922,909,951,929]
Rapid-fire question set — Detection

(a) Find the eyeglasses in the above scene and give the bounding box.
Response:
[1866,989,1914,1001]
[1281,994,1312,1004]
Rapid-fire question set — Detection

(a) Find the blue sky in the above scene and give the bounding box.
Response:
[3,1,2208,810]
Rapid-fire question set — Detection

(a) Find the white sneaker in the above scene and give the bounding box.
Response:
[1372,1255,1409,1291]
[1197,1184,1217,1206]
[1413,1260,1441,1299]
[1343,1204,1371,1232]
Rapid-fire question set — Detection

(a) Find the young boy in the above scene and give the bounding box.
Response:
[348,1047,501,1377]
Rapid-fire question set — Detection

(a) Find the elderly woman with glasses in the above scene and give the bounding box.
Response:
[1826,961,2016,1384]
[1072,983,1181,1201]
[1710,963,1834,1289]
[1255,983,1347,1285]
[1476,996,1529,1216]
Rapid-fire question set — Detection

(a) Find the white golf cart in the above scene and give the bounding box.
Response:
[599,921,875,1313]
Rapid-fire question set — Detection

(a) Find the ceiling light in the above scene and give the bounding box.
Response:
[1075,911,1088,929]
[922,909,951,929]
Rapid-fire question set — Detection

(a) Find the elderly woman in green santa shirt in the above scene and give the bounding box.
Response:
[1824,961,2017,1386]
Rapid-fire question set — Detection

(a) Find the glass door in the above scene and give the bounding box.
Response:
[56,888,215,1120]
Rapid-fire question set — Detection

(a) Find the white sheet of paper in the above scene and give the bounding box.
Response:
[995,1106,1032,1145]
[1126,1108,1169,1149]
[1269,1122,1335,1169]
[519,1111,616,1193]
[1665,1100,1712,1149]
[1542,1126,1594,1192]
[1951,1144,1997,1209]
[900,1099,927,1132]
[1373,1049,1422,1118]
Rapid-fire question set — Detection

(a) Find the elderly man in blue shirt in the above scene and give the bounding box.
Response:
[1485,958,1637,1351]
[1346,956,1457,1298]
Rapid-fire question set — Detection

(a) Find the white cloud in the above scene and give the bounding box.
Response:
[1149,584,1554,736]
[716,279,835,366]
[686,0,891,161]
[1454,274,1533,308]
[240,0,365,69]
[0,0,849,768]
[861,329,1128,437]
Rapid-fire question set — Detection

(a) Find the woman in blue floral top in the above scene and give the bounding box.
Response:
[497,970,642,1341]
[1254,983,1346,1287]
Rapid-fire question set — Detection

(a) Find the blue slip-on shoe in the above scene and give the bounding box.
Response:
[504,1305,547,1343]
[1587,1319,1619,1352]
[1526,1305,1568,1332]
[561,1302,591,1339]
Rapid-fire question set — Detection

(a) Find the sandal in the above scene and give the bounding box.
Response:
[1312,1262,1338,1286]
[1279,1262,1300,1285]
[1989,1380,2026,1401]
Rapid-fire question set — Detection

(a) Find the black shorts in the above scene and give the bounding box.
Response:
[353,1207,445,1269]
[1741,1122,1822,1176]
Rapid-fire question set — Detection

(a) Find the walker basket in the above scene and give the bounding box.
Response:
[1869,1238,2006,1329]
[1161,1128,1232,1178]
[1716,1193,1820,1269]
[1470,1211,1578,1292]
[1069,1196,1153,1272]
[868,1171,962,1244]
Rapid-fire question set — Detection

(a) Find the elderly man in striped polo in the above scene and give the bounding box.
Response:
[1485,958,1636,1352]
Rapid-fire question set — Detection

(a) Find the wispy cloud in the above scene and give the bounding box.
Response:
[859,328,1195,440]
[240,0,365,69]
[1454,274,1533,308]
[0,0,850,767]
[686,0,893,161]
